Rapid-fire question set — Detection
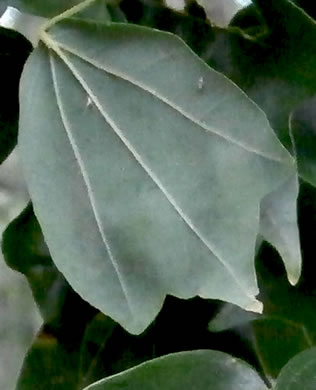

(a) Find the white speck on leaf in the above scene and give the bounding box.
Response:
[198,77,204,90]
[86,96,93,108]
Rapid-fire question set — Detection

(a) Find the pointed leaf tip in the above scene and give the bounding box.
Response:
[245,299,263,313]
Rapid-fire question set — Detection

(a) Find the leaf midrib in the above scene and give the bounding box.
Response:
[49,53,135,317]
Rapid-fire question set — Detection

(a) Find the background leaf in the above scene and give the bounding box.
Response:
[2,203,65,325]
[290,96,316,187]
[252,317,312,379]
[2,203,97,331]
[78,314,118,389]
[16,329,79,390]
[119,0,215,59]
[213,0,316,150]
[8,0,125,21]
[83,350,267,390]
[120,1,316,152]
[0,27,31,164]
[275,347,316,390]
[9,0,82,17]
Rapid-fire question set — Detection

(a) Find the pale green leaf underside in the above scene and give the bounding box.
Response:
[83,350,267,390]
[19,19,297,334]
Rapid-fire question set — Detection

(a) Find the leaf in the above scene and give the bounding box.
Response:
[2,203,52,275]
[83,350,267,390]
[275,347,316,390]
[77,297,219,389]
[16,329,78,390]
[19,18,297,334]
[207,307,314,379]
[184,0,207,21]
[214,0,316,150]
[209,309,314,379]
[290,96,316,187]
[121,0,304,287]
[9,0,82,17]
[9,0,124,20]
[78,313,118,389]
[259,173,301,285]
[0,27,31,164]
[252,317,312,379]
[208,303,258,332]
[2,203,70,325]
[1,203,63,324]
[119,0,215,58]
[295,0,316,19]
[255,240,316,345]
[2,203,97,332]
[121,1,316,153]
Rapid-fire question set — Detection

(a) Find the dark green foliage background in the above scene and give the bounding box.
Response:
[1,0,316,388]
[0,27,31,163]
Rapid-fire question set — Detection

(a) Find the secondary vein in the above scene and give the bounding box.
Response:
[56,40,291,165]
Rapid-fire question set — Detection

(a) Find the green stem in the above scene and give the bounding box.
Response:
[40,0,98,32]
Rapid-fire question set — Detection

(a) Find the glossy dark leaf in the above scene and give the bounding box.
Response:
[275,347,316,390]
[2,203,51,274]
[2,203,97,333]
[83,350,267,390]
[2,203,65,325]
[252,317,312,379]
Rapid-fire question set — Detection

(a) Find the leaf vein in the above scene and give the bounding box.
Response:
[49,53,134,317]
[56,40,287,164]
